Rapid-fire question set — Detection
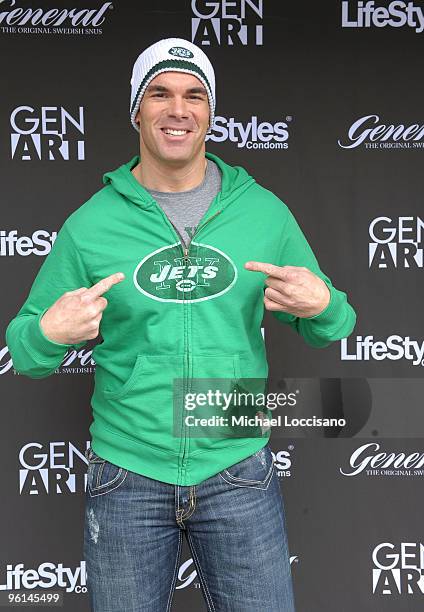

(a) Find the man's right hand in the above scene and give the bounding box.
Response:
[39,272,125,345]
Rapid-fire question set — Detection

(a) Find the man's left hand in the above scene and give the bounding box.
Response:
[244,261,330,318]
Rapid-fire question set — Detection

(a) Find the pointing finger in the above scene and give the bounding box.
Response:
[244,261,287,279]
[82,272,125,301]
[65,287,88,296]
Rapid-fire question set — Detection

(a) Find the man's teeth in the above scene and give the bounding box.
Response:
[163,129,188,135]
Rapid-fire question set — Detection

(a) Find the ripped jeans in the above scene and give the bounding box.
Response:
[83,443,296,612]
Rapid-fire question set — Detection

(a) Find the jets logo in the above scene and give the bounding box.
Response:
[168,46,194,59]
[134,241,237,303]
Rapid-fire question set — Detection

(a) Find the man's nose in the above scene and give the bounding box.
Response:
[167,95,189,118]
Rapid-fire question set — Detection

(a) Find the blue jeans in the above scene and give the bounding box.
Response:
[83,443,296,611]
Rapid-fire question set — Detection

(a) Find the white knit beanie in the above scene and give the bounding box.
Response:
[130,38,216,135]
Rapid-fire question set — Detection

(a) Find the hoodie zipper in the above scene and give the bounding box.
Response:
[182,209,221,262]
[150,202,222,484]
[179,209,221,480]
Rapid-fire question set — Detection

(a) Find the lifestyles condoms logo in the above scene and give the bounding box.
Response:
[342,1,424,33]
[134,242,237,303]
[207,115,291,149]
[341,335,424,367]
[0,560,88,593]
[0,229,57,256]
[271,445,294,478]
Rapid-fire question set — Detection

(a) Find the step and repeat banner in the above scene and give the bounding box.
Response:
[1,1,423,610]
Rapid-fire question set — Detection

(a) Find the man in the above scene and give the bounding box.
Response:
[6,38,356,611]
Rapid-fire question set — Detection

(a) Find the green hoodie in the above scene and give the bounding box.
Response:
[5,151,356,485]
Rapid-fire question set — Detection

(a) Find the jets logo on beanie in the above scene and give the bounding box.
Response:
[129,37,216,135]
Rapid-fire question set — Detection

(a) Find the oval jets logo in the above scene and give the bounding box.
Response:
[168,46,194,59]
[133,241,237,303]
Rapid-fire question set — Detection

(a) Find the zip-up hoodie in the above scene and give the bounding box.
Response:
[5,151,357,485]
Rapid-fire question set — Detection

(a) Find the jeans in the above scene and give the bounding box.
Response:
[83,443,296,612]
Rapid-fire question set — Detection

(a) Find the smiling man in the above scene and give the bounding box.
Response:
[6,37,356,611]
[131,74,210,181]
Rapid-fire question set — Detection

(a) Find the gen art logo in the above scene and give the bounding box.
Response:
[133,241,237,303]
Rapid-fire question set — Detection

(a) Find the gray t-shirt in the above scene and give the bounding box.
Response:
[144,158,222,248]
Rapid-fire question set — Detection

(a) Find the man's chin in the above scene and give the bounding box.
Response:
[157,148,195,164]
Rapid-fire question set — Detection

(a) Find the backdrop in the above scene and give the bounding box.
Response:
[2,1,423,610]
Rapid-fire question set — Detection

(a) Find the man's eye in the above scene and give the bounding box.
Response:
[152,94,202,99]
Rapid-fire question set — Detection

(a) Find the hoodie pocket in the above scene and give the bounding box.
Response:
[100,353,246,450]
[102,354,189,402]
[101,354,185,451]
[102,354,147,401]
[102,353,241,401]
